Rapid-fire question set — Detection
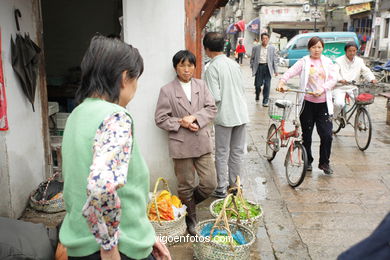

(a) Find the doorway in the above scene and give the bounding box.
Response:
[40,0,123,170]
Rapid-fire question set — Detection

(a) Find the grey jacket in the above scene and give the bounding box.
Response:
[250,44,278,77]
[155,78,217,159]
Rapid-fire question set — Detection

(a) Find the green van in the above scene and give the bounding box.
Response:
[279,32,360,67]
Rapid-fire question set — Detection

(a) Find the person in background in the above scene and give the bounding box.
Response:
[333,42,377,119]
[203,32,249,198]
[60,36,171,260]
[224,39,232,57]
[235,40,246,64]
[250,33,278,106]
[277,36,337,175]
[155,50,217,236]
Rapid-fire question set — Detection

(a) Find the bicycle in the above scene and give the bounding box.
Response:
[265,88,312,188]
[332,81,375,151]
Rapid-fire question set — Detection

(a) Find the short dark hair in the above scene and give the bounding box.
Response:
[76,35,143,104]
[172,50,196,69]
[261,33,269,40]
[307,36,324,49]
[203,32,224,52]
[344,42,358,51]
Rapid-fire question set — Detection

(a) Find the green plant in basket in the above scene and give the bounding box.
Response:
[213,197,261,220]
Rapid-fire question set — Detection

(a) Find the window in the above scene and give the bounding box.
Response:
[322,37,335,42]
[292,37,310,50]
[336,37,354,42]
[385,18,390,39]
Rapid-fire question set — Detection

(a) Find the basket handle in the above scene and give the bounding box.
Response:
[147,177,171,225]
[38,171,61,204]
[210,193,237,251]
[227,176,253,226]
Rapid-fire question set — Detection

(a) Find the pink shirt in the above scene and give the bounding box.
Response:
[281,57,335,103]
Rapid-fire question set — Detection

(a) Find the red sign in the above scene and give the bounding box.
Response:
[0,28,9,131]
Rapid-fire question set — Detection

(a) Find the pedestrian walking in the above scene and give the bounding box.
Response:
[277,36,337,175]
[333,42,377,118]
[250,32,278,106]
[224,39,232,57]
[59,36,171,260]
[203,32,249,198]
[154,50,217,236]
[235,40,246,64]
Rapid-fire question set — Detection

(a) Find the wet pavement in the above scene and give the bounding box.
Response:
[20,58,390,259]
[170,59,390,259]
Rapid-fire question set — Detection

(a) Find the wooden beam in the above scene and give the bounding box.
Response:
[200,0,219,29]
[185,0,228,78]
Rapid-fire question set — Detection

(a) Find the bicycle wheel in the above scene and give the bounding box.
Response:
[265,124,278,161]
[354,107,372,151]
[332,116,343,134]
[285,141,307,187]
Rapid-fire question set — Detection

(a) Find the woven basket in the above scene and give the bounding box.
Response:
[193,219,255,260]
[29,172,65,213]
[210,199,262,233]
[147,177,187,245]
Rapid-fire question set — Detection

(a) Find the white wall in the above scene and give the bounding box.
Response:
[0,0,46,218]
[123,0,185,191]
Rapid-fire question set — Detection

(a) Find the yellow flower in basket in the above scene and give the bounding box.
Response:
[171,195,182,208]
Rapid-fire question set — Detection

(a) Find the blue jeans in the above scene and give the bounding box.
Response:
[254,64,271,104]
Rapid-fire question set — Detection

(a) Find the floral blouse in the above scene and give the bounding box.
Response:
[82,111,133,250]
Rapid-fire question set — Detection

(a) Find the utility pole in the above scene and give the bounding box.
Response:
[314,0,318,32]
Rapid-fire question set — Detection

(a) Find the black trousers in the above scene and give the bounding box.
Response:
[68,252,155,260]
[299,100,333,166]
[254,64,271,104]
[236,53,244,64]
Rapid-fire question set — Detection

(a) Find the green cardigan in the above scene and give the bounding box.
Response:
[60,98,155,258]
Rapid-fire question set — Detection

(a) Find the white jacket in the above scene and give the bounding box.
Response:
[298,55,337,115]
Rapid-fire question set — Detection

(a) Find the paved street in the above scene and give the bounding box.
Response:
[170,58,390,259]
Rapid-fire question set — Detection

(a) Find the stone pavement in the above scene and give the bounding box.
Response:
[170,58,390,259]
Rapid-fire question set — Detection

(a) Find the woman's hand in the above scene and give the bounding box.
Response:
[312,89,324,96]
[276,81,288,93]
[180,115,196,128]
[188,123,199,132]
[152,239,171,260]
[100,246,121,260]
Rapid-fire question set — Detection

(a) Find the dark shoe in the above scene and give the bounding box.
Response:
[307,164,312,171]
[211,190,227,198]
[319,163,333,175]
[193,188,207,204]
[262,103,269,107]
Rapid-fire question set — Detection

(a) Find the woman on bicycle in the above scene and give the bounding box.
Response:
[277,36,337,175]
[333,42,377,118]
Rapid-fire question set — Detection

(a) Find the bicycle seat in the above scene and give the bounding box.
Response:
[275,99,292,109]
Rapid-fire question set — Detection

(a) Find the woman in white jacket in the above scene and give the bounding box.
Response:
[277,37,337,175]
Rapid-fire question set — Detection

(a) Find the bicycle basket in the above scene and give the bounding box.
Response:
[356,93,374,105]
[268,99,292,121]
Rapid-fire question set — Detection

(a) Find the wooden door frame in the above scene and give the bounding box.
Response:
[185,0,228,78]
[35,0,51,177]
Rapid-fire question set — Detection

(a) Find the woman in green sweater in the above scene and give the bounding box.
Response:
[60,36,171,260]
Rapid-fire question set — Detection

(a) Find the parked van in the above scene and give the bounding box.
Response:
[279,32,360,67]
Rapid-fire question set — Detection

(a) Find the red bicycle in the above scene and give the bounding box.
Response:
[265,88,312,187]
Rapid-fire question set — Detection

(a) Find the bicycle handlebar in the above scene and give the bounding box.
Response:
[285,88,315,95]
[344,81,376,87]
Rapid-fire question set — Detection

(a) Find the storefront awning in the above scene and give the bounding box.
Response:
[226,23,238,34]
[246,18,260,34]
[346,2,371,16]
[268,21,326,30]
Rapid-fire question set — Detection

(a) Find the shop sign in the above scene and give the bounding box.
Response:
[346,2,371,16]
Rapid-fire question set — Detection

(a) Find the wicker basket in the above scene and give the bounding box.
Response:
[268,99,293,121]
[210,199,262,233]
[193,192,256,260]
[193,219,255,260]
[147,177,187,245]
[29,172,65,213]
